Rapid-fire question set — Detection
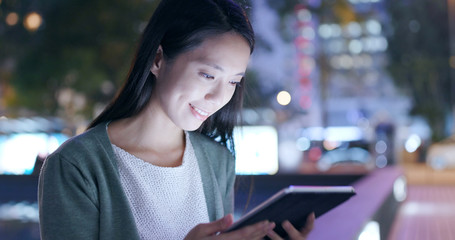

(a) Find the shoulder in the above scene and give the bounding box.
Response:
[45,122,113,168]
[188,131,235,174]
[188,131,233,159]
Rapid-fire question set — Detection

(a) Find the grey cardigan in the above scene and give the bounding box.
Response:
[38,122,236,240]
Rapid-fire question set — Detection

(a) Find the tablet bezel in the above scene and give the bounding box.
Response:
[227,185,356,237]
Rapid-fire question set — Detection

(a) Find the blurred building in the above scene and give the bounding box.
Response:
[245,0,414,173]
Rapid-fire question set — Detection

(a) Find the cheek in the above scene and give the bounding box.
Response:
[220,87,237,108]
[227,88,237,102]
[156,73,189,100]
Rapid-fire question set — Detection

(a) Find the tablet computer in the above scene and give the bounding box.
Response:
[227,185,356,238]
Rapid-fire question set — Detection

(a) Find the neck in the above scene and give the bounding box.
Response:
[107,103,185,155]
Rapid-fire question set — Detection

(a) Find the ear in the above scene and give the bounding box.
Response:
[150,45,164,77]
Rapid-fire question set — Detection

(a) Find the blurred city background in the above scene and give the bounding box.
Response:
[1,0,454,239]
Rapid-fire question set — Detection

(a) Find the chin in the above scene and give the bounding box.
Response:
[181,122,204,132]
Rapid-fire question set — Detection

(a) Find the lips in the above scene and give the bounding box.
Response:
[189,103,210,121]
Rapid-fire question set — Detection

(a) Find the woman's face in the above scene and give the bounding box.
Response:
[150,32,251,131]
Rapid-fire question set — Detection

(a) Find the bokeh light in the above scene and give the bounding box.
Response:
[365,19,382,35]
[277,91,291,106]
[405,134,422,153]
[296,137,311,151]
[23,12,43,32]
[6,12,19,26]
[375,140,388,154]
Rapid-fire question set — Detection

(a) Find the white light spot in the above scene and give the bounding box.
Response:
[277,91,292,106]
[296,137,311,151]
[375,140,387,154]
[358,221,380,240]
[365,19,382,35]
[405,134,421,153]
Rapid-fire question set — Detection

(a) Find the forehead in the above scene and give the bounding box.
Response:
[181,32,251,71]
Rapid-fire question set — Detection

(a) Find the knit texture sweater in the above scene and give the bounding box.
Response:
[112,132,209,239]
[38,122,235,240]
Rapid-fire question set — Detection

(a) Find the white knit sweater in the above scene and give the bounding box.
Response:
[112,132,209,240]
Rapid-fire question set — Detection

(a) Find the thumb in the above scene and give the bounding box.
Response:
[185,215,234,239]
[203,214,234,235]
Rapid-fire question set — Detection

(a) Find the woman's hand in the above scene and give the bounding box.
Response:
[266,212,315,240]
[185,214,276,240]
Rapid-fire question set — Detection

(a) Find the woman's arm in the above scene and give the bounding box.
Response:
[38,153,100,240]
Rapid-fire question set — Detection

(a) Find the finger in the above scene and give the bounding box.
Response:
[197,214,234,236]
[282,220,304,240]
[266,229,283,240]
[220,220,275,240]
[300,212,315,236]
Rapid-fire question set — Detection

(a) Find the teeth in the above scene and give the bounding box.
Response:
[191,104,209,116]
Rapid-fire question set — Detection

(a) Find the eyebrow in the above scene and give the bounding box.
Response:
[201,62,245,77]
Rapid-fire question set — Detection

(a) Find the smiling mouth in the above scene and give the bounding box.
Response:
[189,104,210,120]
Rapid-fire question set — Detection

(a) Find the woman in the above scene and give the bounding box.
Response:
[38,0,314,239]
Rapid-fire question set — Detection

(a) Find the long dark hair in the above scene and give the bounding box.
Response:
[88,0,255,152]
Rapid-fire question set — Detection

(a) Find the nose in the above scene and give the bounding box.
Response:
[204,83,232,106]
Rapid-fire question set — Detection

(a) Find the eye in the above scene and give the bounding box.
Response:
[199,72,215,80]
[229,80,241,87]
